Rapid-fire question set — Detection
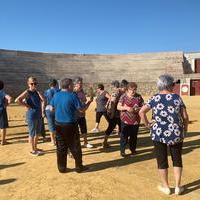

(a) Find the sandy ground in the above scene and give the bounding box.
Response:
[0,96,200,200]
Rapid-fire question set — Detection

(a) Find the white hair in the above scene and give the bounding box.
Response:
[157,74,174,91]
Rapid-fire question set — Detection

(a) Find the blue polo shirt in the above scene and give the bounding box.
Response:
[50,91,82,123]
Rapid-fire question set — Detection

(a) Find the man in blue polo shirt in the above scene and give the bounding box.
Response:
[50,78,88,173]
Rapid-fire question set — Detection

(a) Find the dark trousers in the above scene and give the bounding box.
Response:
[153,141,183,169]
[105,117,121,136]
[55,123,82,172]
[120,122,139,153]
[96,111,110,123]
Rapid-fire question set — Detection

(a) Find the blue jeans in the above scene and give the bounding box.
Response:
[45,109,56,132]
[26,109,42,137]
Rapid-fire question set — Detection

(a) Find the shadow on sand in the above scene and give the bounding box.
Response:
[183,179,200,195]
[0,162,25,170]
[0,178,17,185]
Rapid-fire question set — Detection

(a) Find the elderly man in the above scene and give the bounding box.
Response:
[50,78,88,173]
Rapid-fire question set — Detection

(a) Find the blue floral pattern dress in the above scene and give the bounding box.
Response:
[147,93,186,145]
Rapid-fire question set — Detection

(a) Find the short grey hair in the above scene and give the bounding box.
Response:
[73,76,83,84]
[157,74,174,91]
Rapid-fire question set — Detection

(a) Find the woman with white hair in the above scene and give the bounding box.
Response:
[139,74,189,195]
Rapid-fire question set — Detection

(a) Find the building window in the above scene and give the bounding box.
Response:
[195,59,200,73]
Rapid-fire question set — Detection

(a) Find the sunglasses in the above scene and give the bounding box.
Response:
[30,82,37,86]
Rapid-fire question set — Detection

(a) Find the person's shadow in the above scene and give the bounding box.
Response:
[0,178,17,185]
[0,162,25,185]
[183,179,200,194]
[0,162,25,170]
[82,150,154,173]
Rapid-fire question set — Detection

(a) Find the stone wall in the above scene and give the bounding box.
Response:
[0,49,184,97]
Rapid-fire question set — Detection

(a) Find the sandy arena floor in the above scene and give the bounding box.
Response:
[0,96,200,200]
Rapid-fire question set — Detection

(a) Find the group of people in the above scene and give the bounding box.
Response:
[90,80,144,157]
[0,74,189,195]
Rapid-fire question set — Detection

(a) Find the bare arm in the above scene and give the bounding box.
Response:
[85,99,93,110]
[5,94,12,105]
[105,92,111,100]
[104,92,111,108]
[78,99,93,113]
[15,90,30,108]
[79,98,94,113]
[181,107,189,132]
[139,104,151,127]
[117,102,133,112]
[37,91,45,116]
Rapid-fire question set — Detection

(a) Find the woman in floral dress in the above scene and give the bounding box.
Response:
[139,74,189,195]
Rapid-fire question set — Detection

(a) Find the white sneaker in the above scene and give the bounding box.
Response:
[175,186,184,195]
[30,151,39,156]
[157,185,171,195]
[84,143,93,148]
[30,150,42,156]
[91,128,100,133]
[37,150,44,155]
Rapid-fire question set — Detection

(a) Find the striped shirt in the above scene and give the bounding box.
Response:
[119,93,144,125]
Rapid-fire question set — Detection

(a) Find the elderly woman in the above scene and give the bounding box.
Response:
[117,82,144,157]
[139,74,189,195]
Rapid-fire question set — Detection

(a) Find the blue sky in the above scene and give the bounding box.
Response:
[0,0,200,54]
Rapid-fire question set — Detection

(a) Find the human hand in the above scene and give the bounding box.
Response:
[133,105,140,112]
[147,120,156,128]
[125,106,134,113]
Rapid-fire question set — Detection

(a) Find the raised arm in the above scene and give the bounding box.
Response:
[5,94,12,104]
[15,90,30,109]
